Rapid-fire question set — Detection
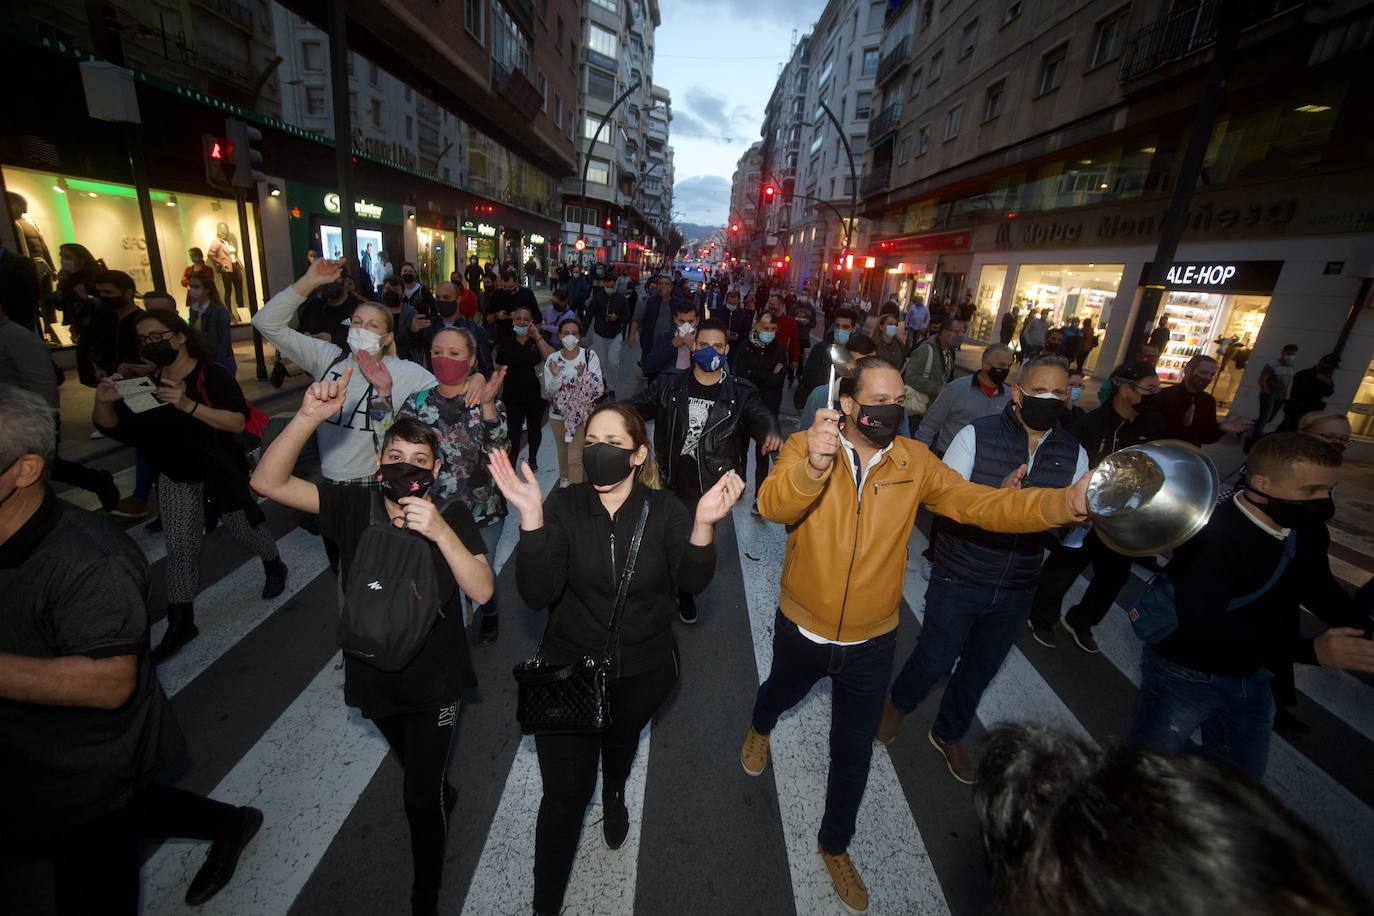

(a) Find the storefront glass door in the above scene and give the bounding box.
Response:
[1012,264,1123,372]
[973,265,1007,342]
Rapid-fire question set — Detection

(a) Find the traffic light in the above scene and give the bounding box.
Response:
[574,238,587,251]
[202,135,232,187]
[225,118,265,190]
[762,184,777,204]
[729,223,740,234]
[774,259,784,269]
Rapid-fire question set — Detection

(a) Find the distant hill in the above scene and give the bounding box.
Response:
[679,222,723,241]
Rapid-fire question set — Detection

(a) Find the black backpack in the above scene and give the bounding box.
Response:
[338,494,444,671]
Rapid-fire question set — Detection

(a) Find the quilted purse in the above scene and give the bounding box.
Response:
[513,497,651,735]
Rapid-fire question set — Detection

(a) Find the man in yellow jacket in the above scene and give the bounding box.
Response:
[740,356,1090,914]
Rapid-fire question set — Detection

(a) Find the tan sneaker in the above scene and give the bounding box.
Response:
[928,729,976,785]
[740,727,769,776]
[817,844,869,914]
[874,697,906,745]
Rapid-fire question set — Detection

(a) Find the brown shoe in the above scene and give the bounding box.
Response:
[817,844,869,914]
[928,729,976,785]
[740,727,769,777]
[874,697,906,745]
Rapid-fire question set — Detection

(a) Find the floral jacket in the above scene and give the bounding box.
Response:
[396,385,509,525]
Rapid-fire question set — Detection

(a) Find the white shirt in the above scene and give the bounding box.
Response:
[797,431,895,647]
[1234,492,1289,541]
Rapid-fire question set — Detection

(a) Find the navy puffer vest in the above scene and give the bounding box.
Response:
[934,403,1079,590]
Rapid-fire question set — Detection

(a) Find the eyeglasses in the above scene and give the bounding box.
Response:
[136,329,176,345]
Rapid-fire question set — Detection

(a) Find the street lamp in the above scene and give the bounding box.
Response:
[580,78,643,267]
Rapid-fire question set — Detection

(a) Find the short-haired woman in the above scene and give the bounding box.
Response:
[541,317,604,487]
[93,311,286,660]
[253,385,493,916]
[490,403,743,916]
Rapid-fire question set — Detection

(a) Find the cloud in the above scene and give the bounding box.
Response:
[685,87,732,129]
[688,0,821,29]
[670,108,714,138]
[673,174,733,223]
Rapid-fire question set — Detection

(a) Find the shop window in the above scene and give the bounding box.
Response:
[861,48,879,77]
[587,159,611,185]
[305,86,326,117]
[960,19,978,59]
[973,264,1008,342]
[983,80,1004,121]
[1160,293,1270,407]
[1038,47,1066,95]
[1348,357,1374,440]
[465,0,484,42]
[1091,10,1129,69]
[301,41,324,72]
[1011,264,1124,370]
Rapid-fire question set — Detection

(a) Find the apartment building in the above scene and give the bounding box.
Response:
[858,0,1374,433]
[560,0,673,265]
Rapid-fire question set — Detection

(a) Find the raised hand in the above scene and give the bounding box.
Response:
[354,348,393,398]
[695,470,745,526]
[807,408,841,476]
[463,371,487,408]
[300,366,353,420]
[297,257,344,294]
[397,496,450,544]
[479,366,507,405]
[489,448,543,529]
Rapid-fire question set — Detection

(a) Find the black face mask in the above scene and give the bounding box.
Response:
[376,462,435,503]
[401,273,417,283]
[1017,394,1065,432]
[986,367,1010,386]
[583,443,635,488]
[140,340,179,366]
[1137,392,1163,412]
[1246,487,1336,529]
[436,298,459,318]
[851,403,904,448]
[99,295,125,309]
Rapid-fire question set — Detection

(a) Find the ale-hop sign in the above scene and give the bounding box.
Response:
[1144,260,1283,295]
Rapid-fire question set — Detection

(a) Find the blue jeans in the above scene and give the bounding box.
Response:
[1127,645,1275,779]
[890,572,1033,744]
[751,610,897,855]
[1249,392,1285,443]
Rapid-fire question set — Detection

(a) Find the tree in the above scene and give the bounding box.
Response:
[665,225,685,261]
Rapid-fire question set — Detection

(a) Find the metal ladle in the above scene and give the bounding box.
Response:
[826,343,858,408]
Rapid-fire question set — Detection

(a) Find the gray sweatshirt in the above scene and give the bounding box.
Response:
[253,287,434,482]
[916,373,1012,454]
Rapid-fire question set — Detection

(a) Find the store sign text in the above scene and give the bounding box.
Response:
[324,193,385,220]
[1166,264,1235,286]
[529,234,545,244]
[997,200,1298,248]
[1144,260,1283,294]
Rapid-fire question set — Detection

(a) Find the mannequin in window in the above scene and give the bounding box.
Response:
[6,191,59,343]
[206,222,244,323]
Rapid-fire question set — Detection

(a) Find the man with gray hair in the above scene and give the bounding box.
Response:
[916,343,1016,457]
[0,385,262,911]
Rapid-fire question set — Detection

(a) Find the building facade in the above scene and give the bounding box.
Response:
[559,0,673,267]
[858,0,1374,436]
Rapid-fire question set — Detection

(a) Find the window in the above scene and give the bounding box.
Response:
[916,124,930,156]
[556,16,564,49]
[1002,0,1022,24]
[944,104,961,140]
[564,204,581,223]
[960,19,978,58]
[540,0,549,20]
[1091,10,1129,68]
[588,23,617,59]
[465,0,483,40]
[591,0,617,10]
[910,68,923,97]
[587,68,615,102]
[897,134,912,164]
[856,91,872,119]
[930,51,943,82]
[493,3,532,76]
[367,62,379,86]
[405,86,412,101]
[555,94,564,128]
[538,71,548,112]
[301,41,323,72]
[584,115,605,140]
[587,158,610,184]
[861,48,879,77]
[1039,47,1066,95]
[305,86,326,116]
[983,80,1004,121]
[405,115,413,139]
[584,208,597,226]
[371,97,382,128]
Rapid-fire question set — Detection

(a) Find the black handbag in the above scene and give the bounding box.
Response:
[512,496,651,735]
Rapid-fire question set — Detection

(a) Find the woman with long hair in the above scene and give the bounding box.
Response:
[490,402,743,916]
[186,272,236,375]
[395,326,509,645]
[57,242,102,385]
[92,310,286,660]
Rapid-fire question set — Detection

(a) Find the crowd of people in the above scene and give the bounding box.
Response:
[2,251,1372,916]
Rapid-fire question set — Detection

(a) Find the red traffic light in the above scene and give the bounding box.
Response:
[729,223,740,233]
[763,185,776,199]
[207,139,233,160]
[774,259,784,269]
[605,218,612,227]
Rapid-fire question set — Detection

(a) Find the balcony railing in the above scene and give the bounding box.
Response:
[860,163,892,197]
[195,0,253,32]
[876,37,909,86]
[869,102,902,143]
[1119,0,1306,81]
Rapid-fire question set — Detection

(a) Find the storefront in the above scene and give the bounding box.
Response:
[287,182,405,291]
[416,221,456,289]
[524,233,549,287]
[460,218,500,270]
[4,164,265,342]
[870,229,971,316]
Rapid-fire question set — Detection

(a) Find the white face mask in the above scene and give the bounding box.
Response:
[677,322,696,337]
[561,334,580,351]
[348,327,384,357]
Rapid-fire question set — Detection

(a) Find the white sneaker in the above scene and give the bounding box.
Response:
[558,478,570,488]
[89,429,106,439]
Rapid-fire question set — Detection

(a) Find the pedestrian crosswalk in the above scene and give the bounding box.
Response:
[41,367,1374,915]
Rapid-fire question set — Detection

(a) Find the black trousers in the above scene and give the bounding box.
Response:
[1028,531,1133,632]
[11,784,241,916]
[372,701,460,914]
[533,654,678,913]
[504,396,545,467]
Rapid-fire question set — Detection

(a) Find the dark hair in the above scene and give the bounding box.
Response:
[142,291,177,312]
[401,261,417,272]
[381,417,439,459]
[1067,367,1085,378]
[1184,354,1218,371]
[845,332,877,357]
[672,300,698,317]
[1248,430,1344,482]
[975,725,1370,916]
[500,267,519,282]
[586,402,660,488]
[556,317,583,337]
[696,317,728,340]
[841,354,898,399]
[510,303,536,321]
[1282,343,1299,353]
[189,247,204,258]
[834,307,860,326]
[383,274,404,289]
[94,269,136,293]
[552,285,568,301]
[136,310,211,362]
[1113,360,1158,383]
[937,317,963,334]
[878,302,901,319]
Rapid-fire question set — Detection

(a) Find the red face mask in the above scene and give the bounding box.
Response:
[432,356,471,386]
